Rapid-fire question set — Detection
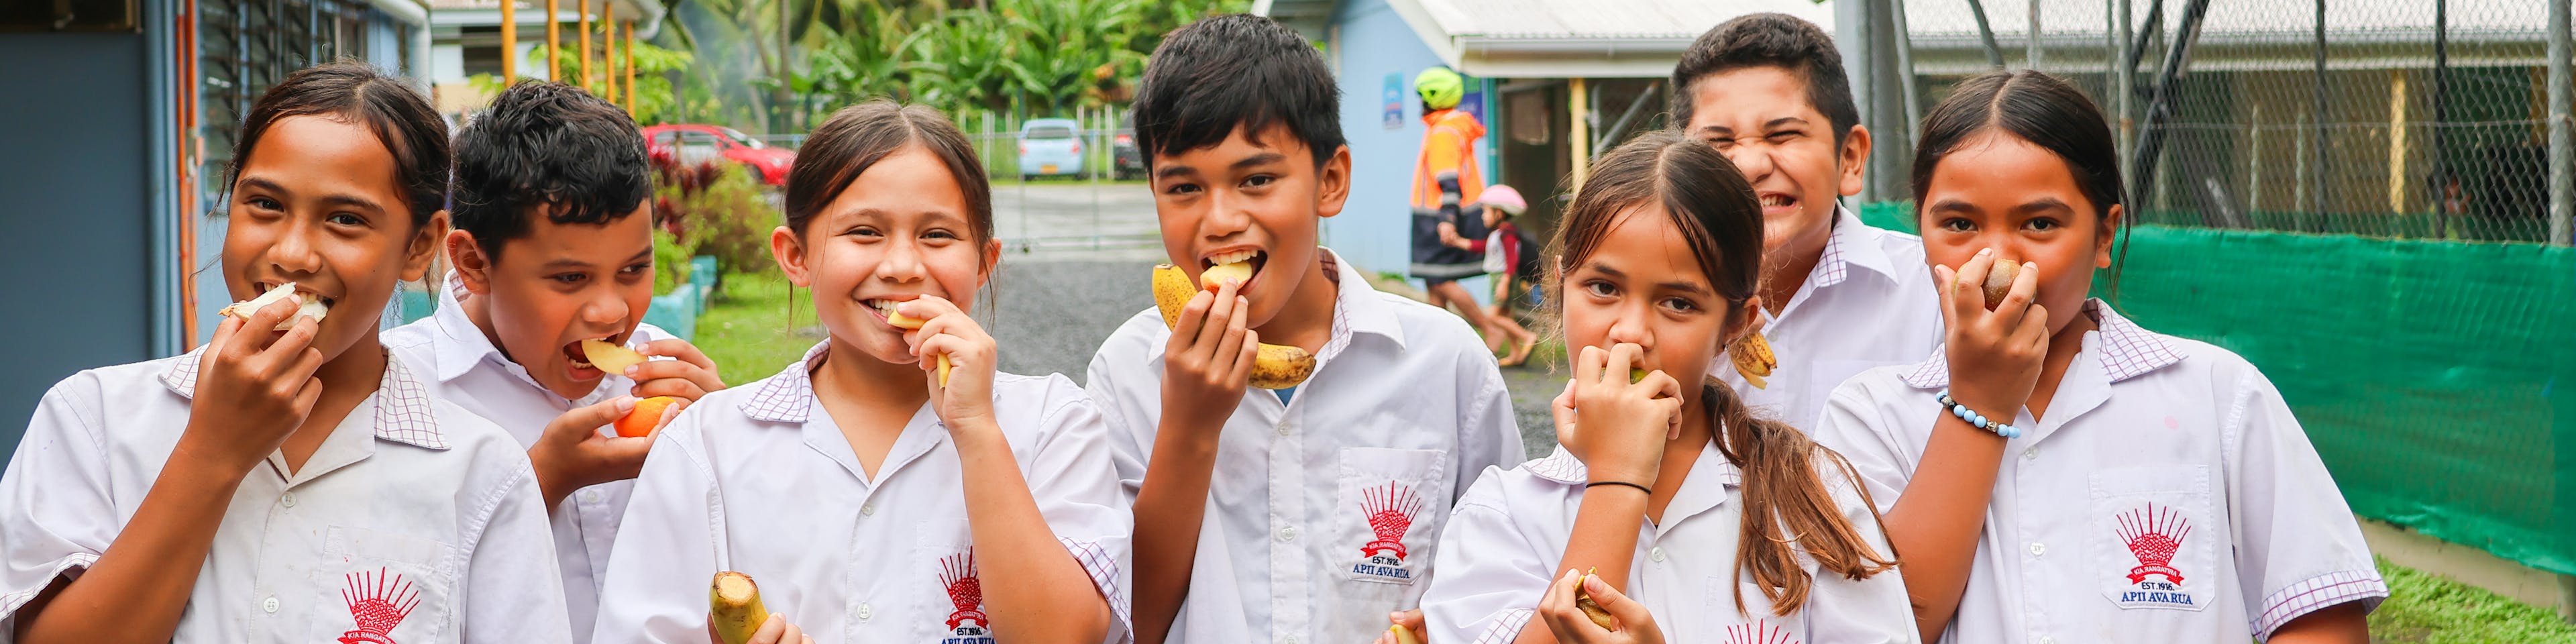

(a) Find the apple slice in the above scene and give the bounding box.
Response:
[219,282,329,331]
[581,339,648,374]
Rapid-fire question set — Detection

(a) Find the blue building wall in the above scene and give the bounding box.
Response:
[0,32,162,451]
[1324,0,1491,300]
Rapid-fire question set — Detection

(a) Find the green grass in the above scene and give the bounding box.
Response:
[682,272,2576,642]
[2369,555,2576,643]
[694,270,814,387]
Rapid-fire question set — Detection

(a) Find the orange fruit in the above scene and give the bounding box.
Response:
[616,396,681,437]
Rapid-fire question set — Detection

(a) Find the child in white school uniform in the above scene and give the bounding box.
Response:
[1415,130,1914,644]
[0,63,568,643]
[1089,15,1524,644]
[590,101,1130,644]
[1809,70,2383,643]
[381,80,726,643]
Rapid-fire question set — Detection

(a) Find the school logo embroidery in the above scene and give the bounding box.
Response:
[2113,502,2197,608]
[1350,482,1423,582]
[938,552,994,643]
[1723,621,1800,644]
[337,567,420,644]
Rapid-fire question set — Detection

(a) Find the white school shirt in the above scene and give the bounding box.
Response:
[1420,441,1919,644]
[0,348,570,644]
[1085,248,1525,644]
[1713,206,1943,431]
[382,277,677,643]
[590,342,1133,644]
[1810,300,2387,643]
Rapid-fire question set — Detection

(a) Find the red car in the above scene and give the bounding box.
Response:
[641,124,796,186]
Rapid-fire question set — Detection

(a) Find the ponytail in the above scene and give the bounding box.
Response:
[1705,382,1897,616]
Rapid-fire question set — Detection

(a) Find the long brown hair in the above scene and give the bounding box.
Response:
[1543,129,1896,616]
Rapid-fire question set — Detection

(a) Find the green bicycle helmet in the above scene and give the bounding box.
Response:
[1414,67,1464,111]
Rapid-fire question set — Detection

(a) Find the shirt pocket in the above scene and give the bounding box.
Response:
[308,526,457,644]
[2089,465,2216,612]
[1330,447,1448,586]
[1711,568,1816,641]
[912,519,993,643]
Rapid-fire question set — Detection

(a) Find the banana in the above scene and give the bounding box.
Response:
[1729,331,1776,390]
[1574,566,1617,630]
[879,307,953,386]
[219,282,329,331]
[1152,264,1316,389]
[1388,624,1423,644]
[708,572,771,644]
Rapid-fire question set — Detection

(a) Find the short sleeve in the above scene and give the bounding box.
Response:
[1797,451,1920,643]
[456,462,575,643]
[1083,312,1165,505]
[589,417,725,644]
[0,379,118,637]
[1417,469,1550,644]
[1452,354,1525,500]
[2220,368,2386,637]
[1809,378,1916,516]
[1024,378,1137,643]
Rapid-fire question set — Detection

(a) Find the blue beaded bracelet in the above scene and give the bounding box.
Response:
[1935,390,2022,439]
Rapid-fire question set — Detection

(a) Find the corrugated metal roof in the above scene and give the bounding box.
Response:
[1904,0,2548,40]
[1413,0,1833,41]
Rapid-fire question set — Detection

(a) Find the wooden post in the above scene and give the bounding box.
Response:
[578,1,592,91]
[600,1,616,101]
[1569,77,1591,191]
[2388,69,2408,215]
[615,21,631,116]
[545,0,559,80]
[499,0,516,80]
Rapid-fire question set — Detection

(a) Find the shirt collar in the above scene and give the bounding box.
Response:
[1324,247,1407,350]
[1809,205,1900,290]
[741,341,835,423]
[427,279,508,382]
[161,347,450,449]
[1899,298,2184,389]
[1521,444,1743,488]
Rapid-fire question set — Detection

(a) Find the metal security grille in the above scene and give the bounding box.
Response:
[195,0,382,207]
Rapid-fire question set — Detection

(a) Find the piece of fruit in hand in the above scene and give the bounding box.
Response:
[876,303,953,386]
[1150,264,1316,389]
[614,396,680,438]
[708,571,770,644]
[1981,259,2020,309]
[218,282,329,331]
[582,339,648,374]
[1574,566,1617,629]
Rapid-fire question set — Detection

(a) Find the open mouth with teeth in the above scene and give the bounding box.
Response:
[864,297,927,328]
[561,334,633,380]
[221,282,335,331]
[1757,192,1798,212]
[1199,249,1264,290]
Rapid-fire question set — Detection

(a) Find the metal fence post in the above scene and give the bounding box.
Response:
[2549,0,2571,246]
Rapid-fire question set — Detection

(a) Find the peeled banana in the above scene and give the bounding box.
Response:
[880,307,954,386]
[708,571,771,644]
[1574,567,1617,629]
[1729,332,1776,390]
[1152,264,1316,390]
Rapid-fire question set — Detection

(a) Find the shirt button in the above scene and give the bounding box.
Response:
[861,503,876,517]
[2039,637,2057,644]
[582,490,602,503]
[1283,637,1299,644]
[1649,547,1667,562]
[2029,542,2047,557]
[2022,447,2039,460]
[1278,527,1297,542]
[1276,423,1291,436]
[278,492,297,508]
[262,596,280,613]
[857,602,873,621]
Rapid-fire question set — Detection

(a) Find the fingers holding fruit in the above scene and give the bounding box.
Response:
[1152,264,1313,390]
[182,292,329,472]
[529,396,659,505]
[1566,343,1680,485]
[1934,248,2050,419]
[630,339,726,400]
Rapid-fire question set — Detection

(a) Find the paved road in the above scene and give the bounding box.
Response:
[978,182,1562,459]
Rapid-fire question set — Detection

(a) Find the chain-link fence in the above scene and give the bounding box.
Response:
[1893,0,2562,243]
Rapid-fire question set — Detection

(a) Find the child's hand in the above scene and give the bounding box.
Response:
[1536,568,1665,644]
[527,396,655,507]
[182,296,326,473]
[1368,609,1426,644]
[708,612,810,644]
[1161,280,1254,441]
[896,296,999,431]
[1558,343,1683,487]
[1933,248,2049,421]
[627,339,726,402]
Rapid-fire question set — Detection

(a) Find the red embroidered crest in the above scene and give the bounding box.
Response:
[1357,482,1424,561]
[939,552,989,632]
[1724,620,1800,644]
[338,567,420,644]
[2117,502,2192,584]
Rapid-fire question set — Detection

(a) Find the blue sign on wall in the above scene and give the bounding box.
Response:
[1383,72,1404,130]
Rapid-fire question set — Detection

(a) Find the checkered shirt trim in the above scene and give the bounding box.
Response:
[1898,299,2184,389]
[1520,446,1741,488]
[162,347,447,449]
[1060,537,1134,643]
[1812,222,1851,289]
[740,341,833,423]
[1474,608,1536,644]
[2253,569,2388,638]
